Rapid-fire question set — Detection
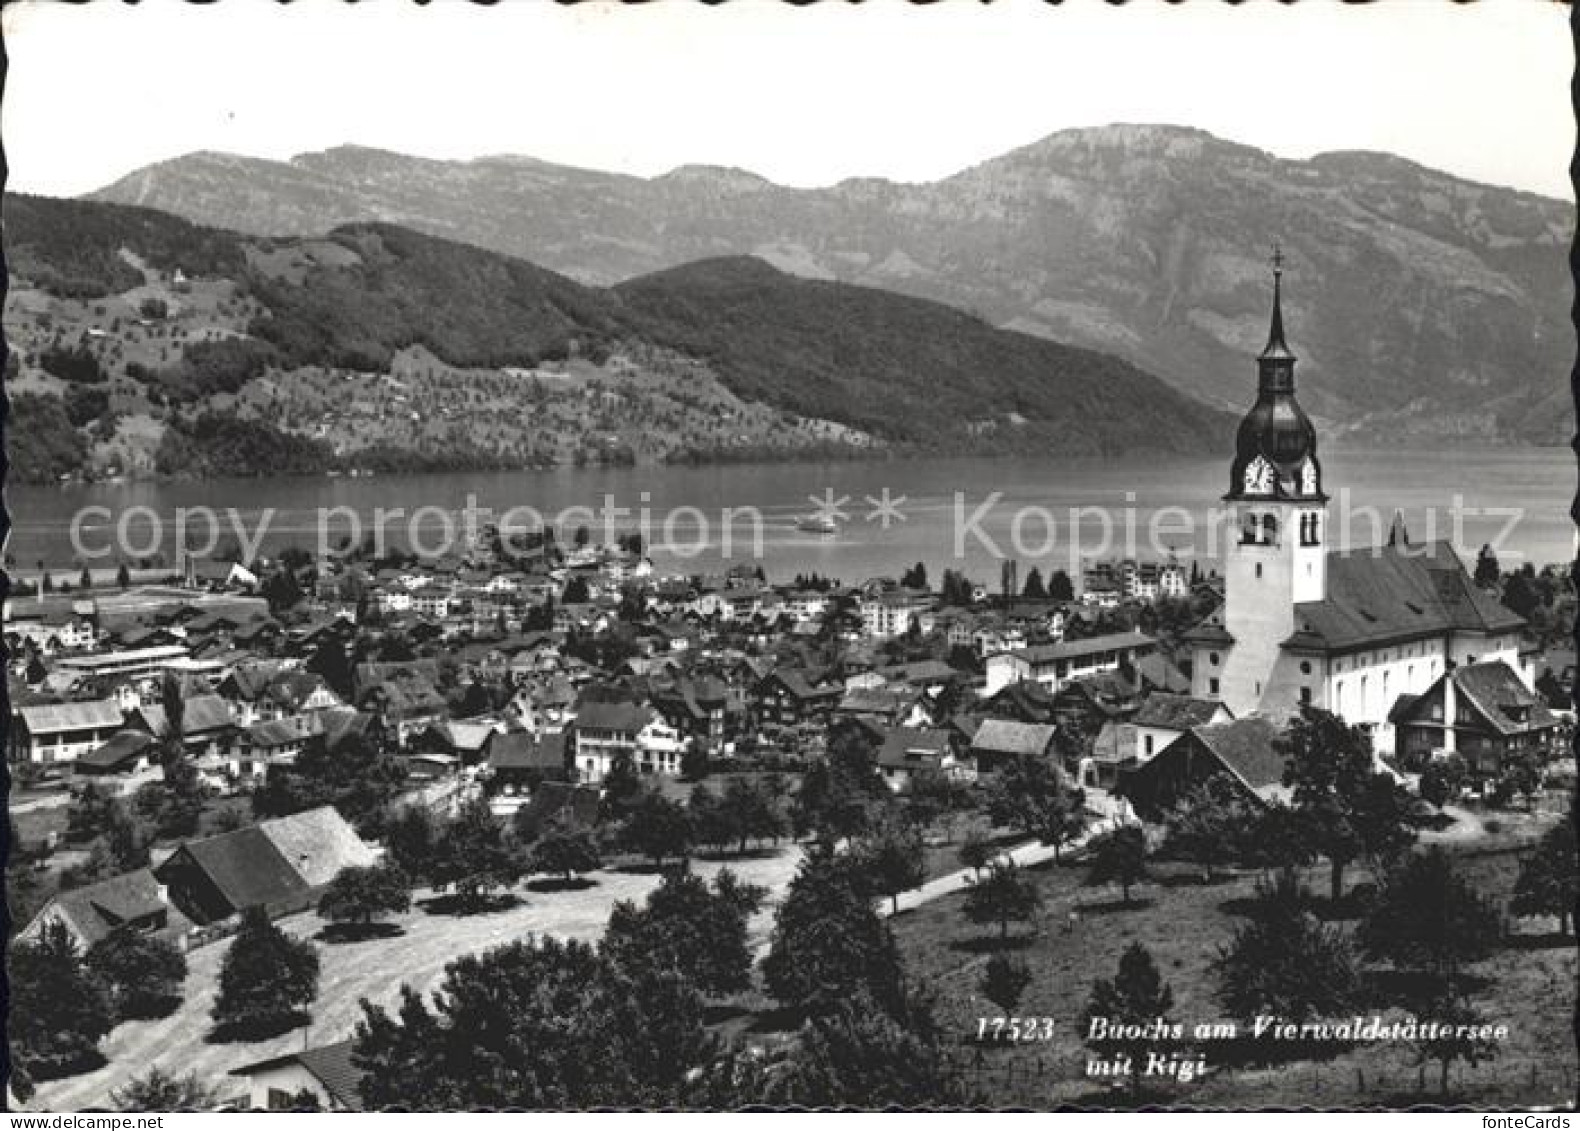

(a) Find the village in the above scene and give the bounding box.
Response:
[6,497,1576,1109]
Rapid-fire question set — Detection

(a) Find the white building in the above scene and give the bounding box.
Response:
[983,630,1155,696]
[1184,261,1530,750]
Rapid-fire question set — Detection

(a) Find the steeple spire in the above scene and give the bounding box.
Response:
[1261,243,1294,361]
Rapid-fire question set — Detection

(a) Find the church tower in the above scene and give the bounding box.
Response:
[1196,251,1328,717]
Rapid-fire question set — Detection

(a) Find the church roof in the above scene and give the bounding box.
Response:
[1284,540,1523,654]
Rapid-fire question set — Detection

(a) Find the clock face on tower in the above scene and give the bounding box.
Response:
[1243,456,1275,495]
[1300,459,1319,496]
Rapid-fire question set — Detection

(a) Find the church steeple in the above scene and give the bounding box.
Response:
[1260,245,1295,364]
[1226,246,1324,502]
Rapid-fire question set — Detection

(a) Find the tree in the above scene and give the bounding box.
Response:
[527,811,603,885]
[110,1068,217,1112]
[621,790,693,868]
[254,730,409,831]
[602,867,765,995]
[210,906,321,1041]
[980,954,1033,1016]
[1162,778,1259,881]
[1510,818,1578,936]
[1473,544,1501,589]
[853,818,925,915]
[1086,824,1150,906]
[1282,709,1416,902]
[1418,756,1467,809]
[1213,875,1361,1024]
[687,783,739,854]
[115,561,131,591]
[430,797,526,907]
[1245,803,1319,885]
[962,859,1042,942]
[1047,569,1075,602]
[381,805,438,883]
[1416,989,1499,1097]
[1082,942,1176,1097]
[763,846,906,1017]
[680,743,710,782]
[262,566,304,614]
[900,562,928,591]
[600,749,645,822]
[86,929,187,1020]
[306,636,355,701]
[988,752,1087,859]
[1022,567,1047,599]
[957,827,995,880]
[1502,571,1540,620]
[760,990,972,1109]
[66,782,117,844]
[721,775,787,853]
[1359,848,1499,983]
[353,936,714,1109]
[794,722,888,842]
[318,863,411,934]
[7,921,114,1081]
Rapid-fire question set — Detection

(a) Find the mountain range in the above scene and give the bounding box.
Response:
[2,193,1228,483]
[91,124,1575,444]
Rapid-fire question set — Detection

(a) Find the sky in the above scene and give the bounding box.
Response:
[2,0,1574,201]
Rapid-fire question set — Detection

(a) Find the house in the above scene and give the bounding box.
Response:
[10,699,125,765]
[968,719,1059,774]
[1117,716,1288,821]
[229,1040,363,1111]
[835,686,928,729]
[1392,660,1562,783]
[17,868,171,950]
[154,806,378,925]
[571,700,658,784]
[58,644,192,682]
[1129,694,1235,762]
[128,694,238,760]
[5,608,98,653]
[874,726,969,792]
[484,730,568,795]
[859,589,935,639]
[754,668,844,727]
[651,675,731,756]
[1083,695,1233,790]
[354,661,446,746]
[72,730,159,788]
[983,631,1156,696]
[240,718,309,772]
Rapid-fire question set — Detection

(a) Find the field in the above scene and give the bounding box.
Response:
[29,846,805,1111]
[888,827,1577,1109]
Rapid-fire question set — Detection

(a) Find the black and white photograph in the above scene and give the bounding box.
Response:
[1,0,1575,1114]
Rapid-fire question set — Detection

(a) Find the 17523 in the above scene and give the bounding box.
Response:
[975,1016,1056,1042]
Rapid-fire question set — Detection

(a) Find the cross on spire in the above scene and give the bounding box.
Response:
[1260,240,1293,361]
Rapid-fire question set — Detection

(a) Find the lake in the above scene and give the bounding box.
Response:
[6,445,1575,584]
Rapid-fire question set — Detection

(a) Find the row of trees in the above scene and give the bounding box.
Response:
[8,922,189,1094]
[346,841,974,1109]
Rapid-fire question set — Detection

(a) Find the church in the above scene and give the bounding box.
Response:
[1184,255,1534,752]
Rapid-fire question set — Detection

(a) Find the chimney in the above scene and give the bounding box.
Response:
[1441,659,1458,756]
